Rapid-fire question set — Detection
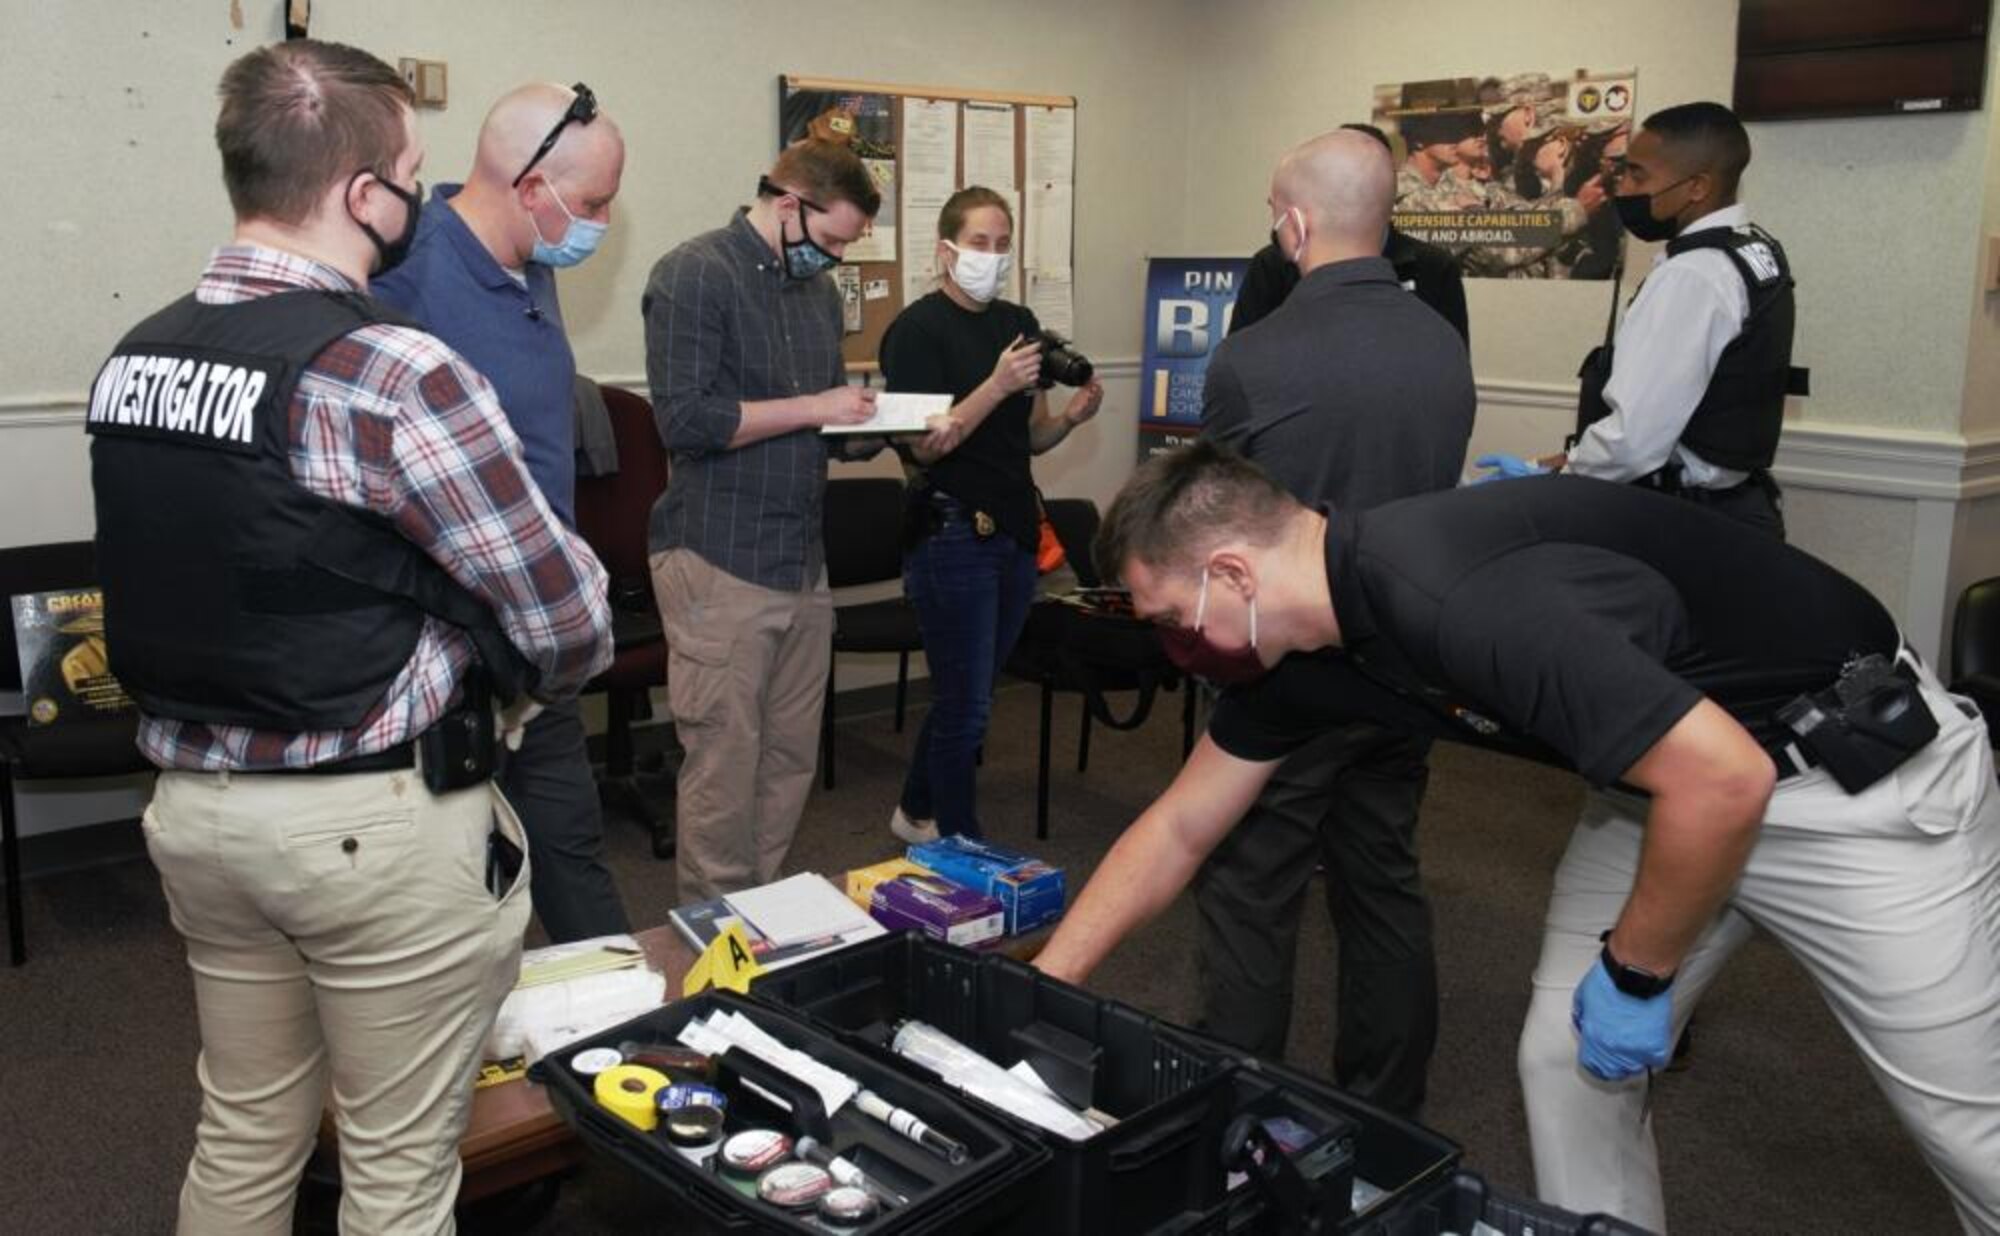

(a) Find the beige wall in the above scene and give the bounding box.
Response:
[1178,0,1996,437]
[1959,34,2000,438]
[0,0,1182,548]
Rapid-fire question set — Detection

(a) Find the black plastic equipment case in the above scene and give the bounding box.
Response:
[750,932,1462,1235]
[1348,1170,1654,1236]
[531,989,1049,1234]
[1156,1053,1462,1235]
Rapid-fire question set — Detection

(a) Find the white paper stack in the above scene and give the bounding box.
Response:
[724,872,881,947]
[820,392,950,435]
[484,966,665,1064]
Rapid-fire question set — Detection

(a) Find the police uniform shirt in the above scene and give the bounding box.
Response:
[1565,204,1757,490]
[1207,475,1898,786]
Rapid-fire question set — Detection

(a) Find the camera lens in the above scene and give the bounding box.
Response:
[1035,333,1094,389]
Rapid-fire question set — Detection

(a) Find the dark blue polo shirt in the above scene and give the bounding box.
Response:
[374,183,579,526]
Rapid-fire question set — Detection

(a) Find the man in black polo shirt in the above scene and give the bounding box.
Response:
[1193,128,1473,1117]
[1034,443,2000,1232]
[1229,124,1469,344]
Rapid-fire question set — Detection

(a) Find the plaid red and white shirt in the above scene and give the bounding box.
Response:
[135,245,612,771]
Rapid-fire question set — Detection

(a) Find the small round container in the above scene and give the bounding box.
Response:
[815,1185,882,1231]
[568,1046,624,1077]
[662,1103,725,1167]
[718,1128,793,1198]
[654,1082,728,1115]
[756,1161,834,1211]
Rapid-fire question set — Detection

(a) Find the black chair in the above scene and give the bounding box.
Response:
[820,478,924,790]
[574,384,676,858]
[1005,498,1196,839]
[0,540,155,965]
[1949,576,2000,747]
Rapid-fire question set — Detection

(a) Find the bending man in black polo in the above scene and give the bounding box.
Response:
[1034,443,2000,1232]
[1194,128,1473,1116]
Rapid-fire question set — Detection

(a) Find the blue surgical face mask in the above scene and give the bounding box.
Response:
[528,181,606,268]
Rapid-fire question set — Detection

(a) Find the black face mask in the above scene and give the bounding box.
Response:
[351,170,423,276]
[1612,174,1694,243]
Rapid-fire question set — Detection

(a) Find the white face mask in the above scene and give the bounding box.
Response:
[944,241,1012,304]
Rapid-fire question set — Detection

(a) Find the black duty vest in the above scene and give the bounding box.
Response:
[1575,224,1805,475]
[86,289,531,730]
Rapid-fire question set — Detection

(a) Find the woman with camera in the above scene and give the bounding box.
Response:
[879,185,1104,843]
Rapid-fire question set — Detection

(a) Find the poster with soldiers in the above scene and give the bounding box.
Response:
[1374,69,1636,280]
[11,587,132,726]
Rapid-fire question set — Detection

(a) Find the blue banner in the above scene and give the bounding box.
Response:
[1137,257,1248,461]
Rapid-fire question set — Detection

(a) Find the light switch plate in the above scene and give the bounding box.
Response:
[416,60,448,107]
[397,57,447,108]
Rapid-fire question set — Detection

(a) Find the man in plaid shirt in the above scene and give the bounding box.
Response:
[86,42,609,1234]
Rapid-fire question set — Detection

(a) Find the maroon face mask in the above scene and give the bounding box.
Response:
[1158,568,1269,686]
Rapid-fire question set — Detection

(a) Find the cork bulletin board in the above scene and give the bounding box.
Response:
[779,75,1078,372]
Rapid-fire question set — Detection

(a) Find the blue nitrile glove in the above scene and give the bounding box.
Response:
[1571,961,1673,1080]
[1470,452,1549,485]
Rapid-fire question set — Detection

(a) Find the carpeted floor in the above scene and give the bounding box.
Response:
[0,682,1957,1234]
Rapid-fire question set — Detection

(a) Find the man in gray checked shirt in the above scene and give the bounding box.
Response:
[644,139,881,900]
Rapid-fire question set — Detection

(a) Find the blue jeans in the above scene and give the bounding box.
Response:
[900,506,1039,838]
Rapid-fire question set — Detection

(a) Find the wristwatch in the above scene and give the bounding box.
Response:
[1599,930,1675,998]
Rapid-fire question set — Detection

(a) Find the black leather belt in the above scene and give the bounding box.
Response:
[923,493,998,538]
[245,739,417,776]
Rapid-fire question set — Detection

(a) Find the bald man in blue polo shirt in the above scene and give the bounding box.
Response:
[376,81,631,941]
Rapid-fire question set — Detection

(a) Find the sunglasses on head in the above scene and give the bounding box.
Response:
[512,82,597,187]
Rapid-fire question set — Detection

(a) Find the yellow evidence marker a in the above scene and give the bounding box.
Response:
[682,921,767,997]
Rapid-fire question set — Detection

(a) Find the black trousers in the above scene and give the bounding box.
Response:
[1656,472,1786,540]
[1191,721,1438,1117]
[498,698,632,943]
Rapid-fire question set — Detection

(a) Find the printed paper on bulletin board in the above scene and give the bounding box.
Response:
[1373,68,1635,280]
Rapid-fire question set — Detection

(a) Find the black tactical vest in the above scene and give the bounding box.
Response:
[86,289,530,730]
[1576,224,1803,474]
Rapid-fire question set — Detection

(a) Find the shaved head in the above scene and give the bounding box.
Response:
[471,82,623,191]
[448,81,625,269]
[1270,129,1394,252]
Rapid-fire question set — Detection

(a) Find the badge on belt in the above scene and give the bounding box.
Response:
[973,511,997,538]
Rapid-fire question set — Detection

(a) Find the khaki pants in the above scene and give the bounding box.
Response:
[651,548,833,902]
[1518,663,2000,1233]
[143,765,531,1236]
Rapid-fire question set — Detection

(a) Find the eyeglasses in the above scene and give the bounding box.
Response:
[757,174,824,214]
[512,83,597,187]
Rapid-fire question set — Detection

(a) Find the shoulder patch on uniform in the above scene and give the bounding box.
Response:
[1735,240,1782,284]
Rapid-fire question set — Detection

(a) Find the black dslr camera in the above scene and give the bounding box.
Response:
[1033,332,1094,389]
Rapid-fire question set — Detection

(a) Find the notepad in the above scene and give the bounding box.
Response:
[821,391,951,434]
[724,872,881,948]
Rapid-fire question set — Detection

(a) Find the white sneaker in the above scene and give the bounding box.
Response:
[890,807,940,845]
